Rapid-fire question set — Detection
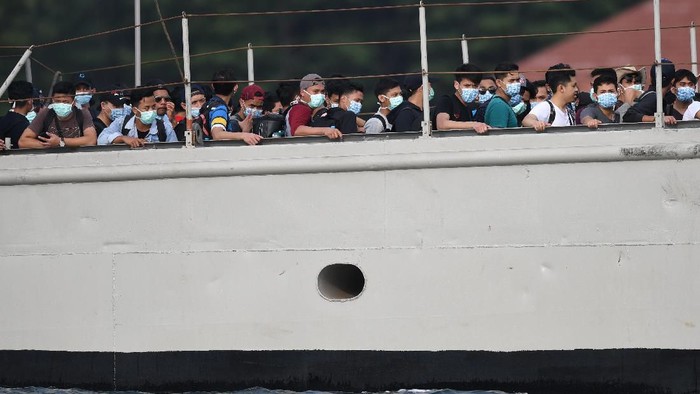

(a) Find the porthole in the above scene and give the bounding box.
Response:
[317,264,365,301]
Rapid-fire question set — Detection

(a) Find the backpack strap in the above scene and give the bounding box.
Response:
[370,113,387,131]
[121,114,135,136]
[546,100,556,124]
[73,107,84,136]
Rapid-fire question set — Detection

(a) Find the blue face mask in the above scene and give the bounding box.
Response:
[597,92,618,109]
[25,110,37,123]
[479,91,493,103]
[244,107,263,118]
[190,107,201,118]
[676,86,696,102]
[123,104,132,116]
[460,88,478,103]
[304,90,326,109]
[138,110,157,125]
[109,107,125,121]
[428,87,435,101]
[384,95,403,110]
[75,93,92,107]
[348,100,362,114]
[509,94,522,106]
[49,102,73,118]
[505,82,521,97]
[512,102,527,115]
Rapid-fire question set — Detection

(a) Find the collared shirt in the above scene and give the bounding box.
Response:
[97,114,177,145]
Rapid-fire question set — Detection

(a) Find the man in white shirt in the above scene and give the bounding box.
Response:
[522,63,579,132]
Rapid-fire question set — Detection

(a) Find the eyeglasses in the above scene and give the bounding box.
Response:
[478,87,497,94]
[155,96,172,103]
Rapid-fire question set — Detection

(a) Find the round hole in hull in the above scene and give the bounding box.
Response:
[318,264,365,301]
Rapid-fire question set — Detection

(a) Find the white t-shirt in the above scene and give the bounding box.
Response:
[682,101,700,121]
[528,100,574,126]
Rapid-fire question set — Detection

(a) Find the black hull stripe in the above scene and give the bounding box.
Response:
[1,349,698,393]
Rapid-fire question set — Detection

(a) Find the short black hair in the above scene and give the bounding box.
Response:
[7,80,33,107]
[211,68,238,96]
[276,80,299,107]
[145,79,170,95]
[494,63,519,80]
[326,75,350,98]
[455,63,482,84]
[262,91,279,113]
[545,63,576,92]
[593,75,618,94]
[673,69,698,86]
[521,79,536,98]
[532,79,547,90]
[52,81,75,96]
[339,81,363,97]
[481,74,496,83]
[130,86,156,107]
[591,68,617,81]
[374,78,400,98]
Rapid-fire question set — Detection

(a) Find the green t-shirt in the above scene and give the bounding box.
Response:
[484,96,518,128]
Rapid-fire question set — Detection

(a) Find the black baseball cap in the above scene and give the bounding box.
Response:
[650,58,675,87]
[403,75,436,93]
[74,72,93,89]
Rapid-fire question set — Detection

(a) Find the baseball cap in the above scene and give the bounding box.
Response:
[300,74,324,90]
[241,84,265,100]
[74,72,93,89]
[403,75,435,93]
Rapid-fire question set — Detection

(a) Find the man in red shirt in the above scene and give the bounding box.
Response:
[284,74,342,139]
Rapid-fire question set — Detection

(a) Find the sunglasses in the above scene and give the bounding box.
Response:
[478,87,497,94]
[155,96,172,103]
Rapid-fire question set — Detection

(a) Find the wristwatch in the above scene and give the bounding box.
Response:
[59,138,66,148]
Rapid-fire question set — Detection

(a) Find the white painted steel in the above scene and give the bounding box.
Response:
[418,2,431,136]
[247,43,254,85]
[24,58,32,83]
[1,127,700,353]
[691,22,698,90]
[134,0,141,86]
[653,0,663,128]
[0,47,33,98]
[461,34,469,64]
[182,14,193,147]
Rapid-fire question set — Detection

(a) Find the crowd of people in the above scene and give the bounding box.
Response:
[1,59,700,150]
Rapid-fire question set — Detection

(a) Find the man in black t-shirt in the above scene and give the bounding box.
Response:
[389,75,434,132]
[0,81,35,149]
[434,63,489,134]
[311,82,364,134]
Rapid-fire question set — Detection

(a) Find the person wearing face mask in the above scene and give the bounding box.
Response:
[97,86,177,147]
[19,81,97,149]
[580,75,621,129]
[522,63,579,132]
[623,58,677,125]
[477,74,497,105]
[173,84,207,142]
[434,63,490,134]
[482,63,521,129]
[73,73,98,119]
[311,82,364,134]
[614,66,645,120]
[670,69,700,121]
[204,68,260,145]
[285,74,341,139]
[0,81,35,150]
[388,75,435,133]
[94,88,128,137]
[233,84,265,124]
[364,78,402,134]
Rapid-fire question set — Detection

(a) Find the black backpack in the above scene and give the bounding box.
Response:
[41,107,84,138]
[121,113,167,142]
[474,97,498,123]
[253,114,285,138]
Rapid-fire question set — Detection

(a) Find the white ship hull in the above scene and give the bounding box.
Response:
[1,125,699,392]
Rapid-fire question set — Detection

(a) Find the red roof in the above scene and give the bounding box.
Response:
[517,0,700,88]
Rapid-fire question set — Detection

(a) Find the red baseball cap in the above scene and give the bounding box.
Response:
[241,84,265,100]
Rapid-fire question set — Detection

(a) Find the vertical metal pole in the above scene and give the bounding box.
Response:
[418,1,431,137]
[0,46,34,98]
[691,21,698,91]
[182,13,194,148]
[461,34,469,64]
[135,0,142,86]
[247,43,255,85]
[47,71,62,99]
[24,58,33,83]
[653,0,663,128]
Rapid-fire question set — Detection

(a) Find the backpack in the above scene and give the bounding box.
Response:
[41,107,84,138]
[473,98,494,123]
[199,98,225,140]
[310,107,344,128]
[369,113,388,131]
[121,113,167,142]
[253,114,285,138]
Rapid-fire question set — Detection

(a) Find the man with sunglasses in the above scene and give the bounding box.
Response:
[146,79,177,129]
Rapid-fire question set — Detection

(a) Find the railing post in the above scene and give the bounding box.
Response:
[419,1,431,137]
[247,43,255,85]
[182,13,194,148]
[24,58,33,83]
[461,34,469,64]
[0,46,34,99]
[134,0,142,86]
[653,0,664,129]
[691,21,698,91]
